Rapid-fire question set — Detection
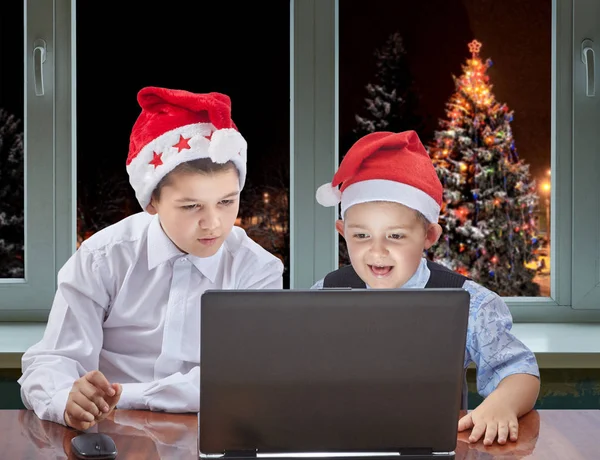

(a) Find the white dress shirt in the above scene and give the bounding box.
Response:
[18,212,284,425]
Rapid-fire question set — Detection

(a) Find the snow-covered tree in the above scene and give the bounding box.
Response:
[353,31,423,140]
[0,108,24,278]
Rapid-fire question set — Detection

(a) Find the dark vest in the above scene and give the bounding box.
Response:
[322,259,471,410]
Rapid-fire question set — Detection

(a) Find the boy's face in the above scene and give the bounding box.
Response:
[337,201,442,289]
[147,169,240,258]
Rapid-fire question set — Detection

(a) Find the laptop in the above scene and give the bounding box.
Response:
[199,289,470,459]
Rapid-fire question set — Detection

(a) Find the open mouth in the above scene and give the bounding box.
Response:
[368,265,393,277]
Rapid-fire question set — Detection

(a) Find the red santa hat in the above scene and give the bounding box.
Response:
[126,86,247,210]
[316,130,442,222]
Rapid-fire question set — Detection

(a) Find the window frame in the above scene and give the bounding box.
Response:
[2,0,599,323]
[0,0,75,321]
[291,0,600,321]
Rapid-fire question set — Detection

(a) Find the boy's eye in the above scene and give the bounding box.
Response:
[220,199,235,206]
[389,233,405,240]
[353,233,369,239]
[181,204,199,210]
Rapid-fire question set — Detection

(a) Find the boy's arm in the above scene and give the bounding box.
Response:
[18,245,109,425]
[117,258,285,412]
[460,284,540,444]
[117,368,200,412]
[467,286,540,399]
[459,373,540,445]
[477,373,540,417]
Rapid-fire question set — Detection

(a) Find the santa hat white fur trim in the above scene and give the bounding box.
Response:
[208,128,247,164]
[340,179,441,223]
[316,182,342,207]
[126,122,247,210]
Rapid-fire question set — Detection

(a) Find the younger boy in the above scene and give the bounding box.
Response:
[19,87,284,430]
[313,130,540,446]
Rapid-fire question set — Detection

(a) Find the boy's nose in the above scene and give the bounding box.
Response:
[199,210,220,230]
[369,240,389,257]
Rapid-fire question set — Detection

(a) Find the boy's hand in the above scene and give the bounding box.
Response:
[458,397,519,446]
[63,370,122,431]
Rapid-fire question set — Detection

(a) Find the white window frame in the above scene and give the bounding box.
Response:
[290,0,600,322]
[0,0,75,321]
[2,0,599,323]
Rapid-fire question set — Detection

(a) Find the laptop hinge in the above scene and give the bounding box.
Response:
[222,449,440,458]
[399,448,434,456]
[223,450,257,458]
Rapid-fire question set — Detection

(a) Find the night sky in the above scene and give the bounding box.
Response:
[340,0,551,182]
[76,2,291,206]
[2,1,551,210]
[0,1,24,122]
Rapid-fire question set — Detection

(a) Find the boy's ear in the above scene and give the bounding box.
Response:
[424,223,443,250]
[335,219,345,238]
[146,200,158,215]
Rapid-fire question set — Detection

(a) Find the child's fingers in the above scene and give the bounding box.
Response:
[105,383,122,407]
[509,420,519,441]
[84,370,115,397]
[96,384,123,421]
[112,383,122,399]
[457,413,473,431]
[468,420,486,443]
[496,422,509,444]
[79,382,110,414]
[483,422,498,446]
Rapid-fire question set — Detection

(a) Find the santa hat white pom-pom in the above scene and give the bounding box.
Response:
[316,183,342,207]
[208,128,247,163]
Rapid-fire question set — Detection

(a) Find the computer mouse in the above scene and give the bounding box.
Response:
[71,432,118,459]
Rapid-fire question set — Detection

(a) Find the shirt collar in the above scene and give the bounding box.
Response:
[147,215,223,283]
[401,257,430,288]
[186,248,223,284]
[147,215,183,270]
[366,257,430,289]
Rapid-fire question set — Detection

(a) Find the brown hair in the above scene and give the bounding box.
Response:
[415,209,432,231]
[151,158,238,202]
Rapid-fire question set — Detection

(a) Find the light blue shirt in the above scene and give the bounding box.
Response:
[311,258,540,398]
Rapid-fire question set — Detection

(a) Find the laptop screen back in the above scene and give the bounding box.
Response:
[199,289,469,456]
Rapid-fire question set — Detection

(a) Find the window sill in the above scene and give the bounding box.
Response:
[1,322,599,369]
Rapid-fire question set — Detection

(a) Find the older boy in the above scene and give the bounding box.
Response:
[313,130,539,446]
[19,87,284,430]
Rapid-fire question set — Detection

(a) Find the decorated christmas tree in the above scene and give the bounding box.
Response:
[427,40,541,296]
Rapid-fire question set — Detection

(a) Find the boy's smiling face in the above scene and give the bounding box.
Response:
[147,168,240,258]
[337,201,442,289]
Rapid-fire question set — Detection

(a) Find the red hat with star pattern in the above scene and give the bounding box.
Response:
[126,86,247,210]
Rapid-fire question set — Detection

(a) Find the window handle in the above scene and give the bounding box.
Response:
[33,38,46,96]
[581,39,595,97]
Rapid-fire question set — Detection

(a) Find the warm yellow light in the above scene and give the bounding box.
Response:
[541,182,551,193]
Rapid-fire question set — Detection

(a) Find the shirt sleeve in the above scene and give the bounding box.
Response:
[18,245,110,425]
[311,278,325,289]
[464,282,540,397]
[238,258,284,289]
[117,367,200,412]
